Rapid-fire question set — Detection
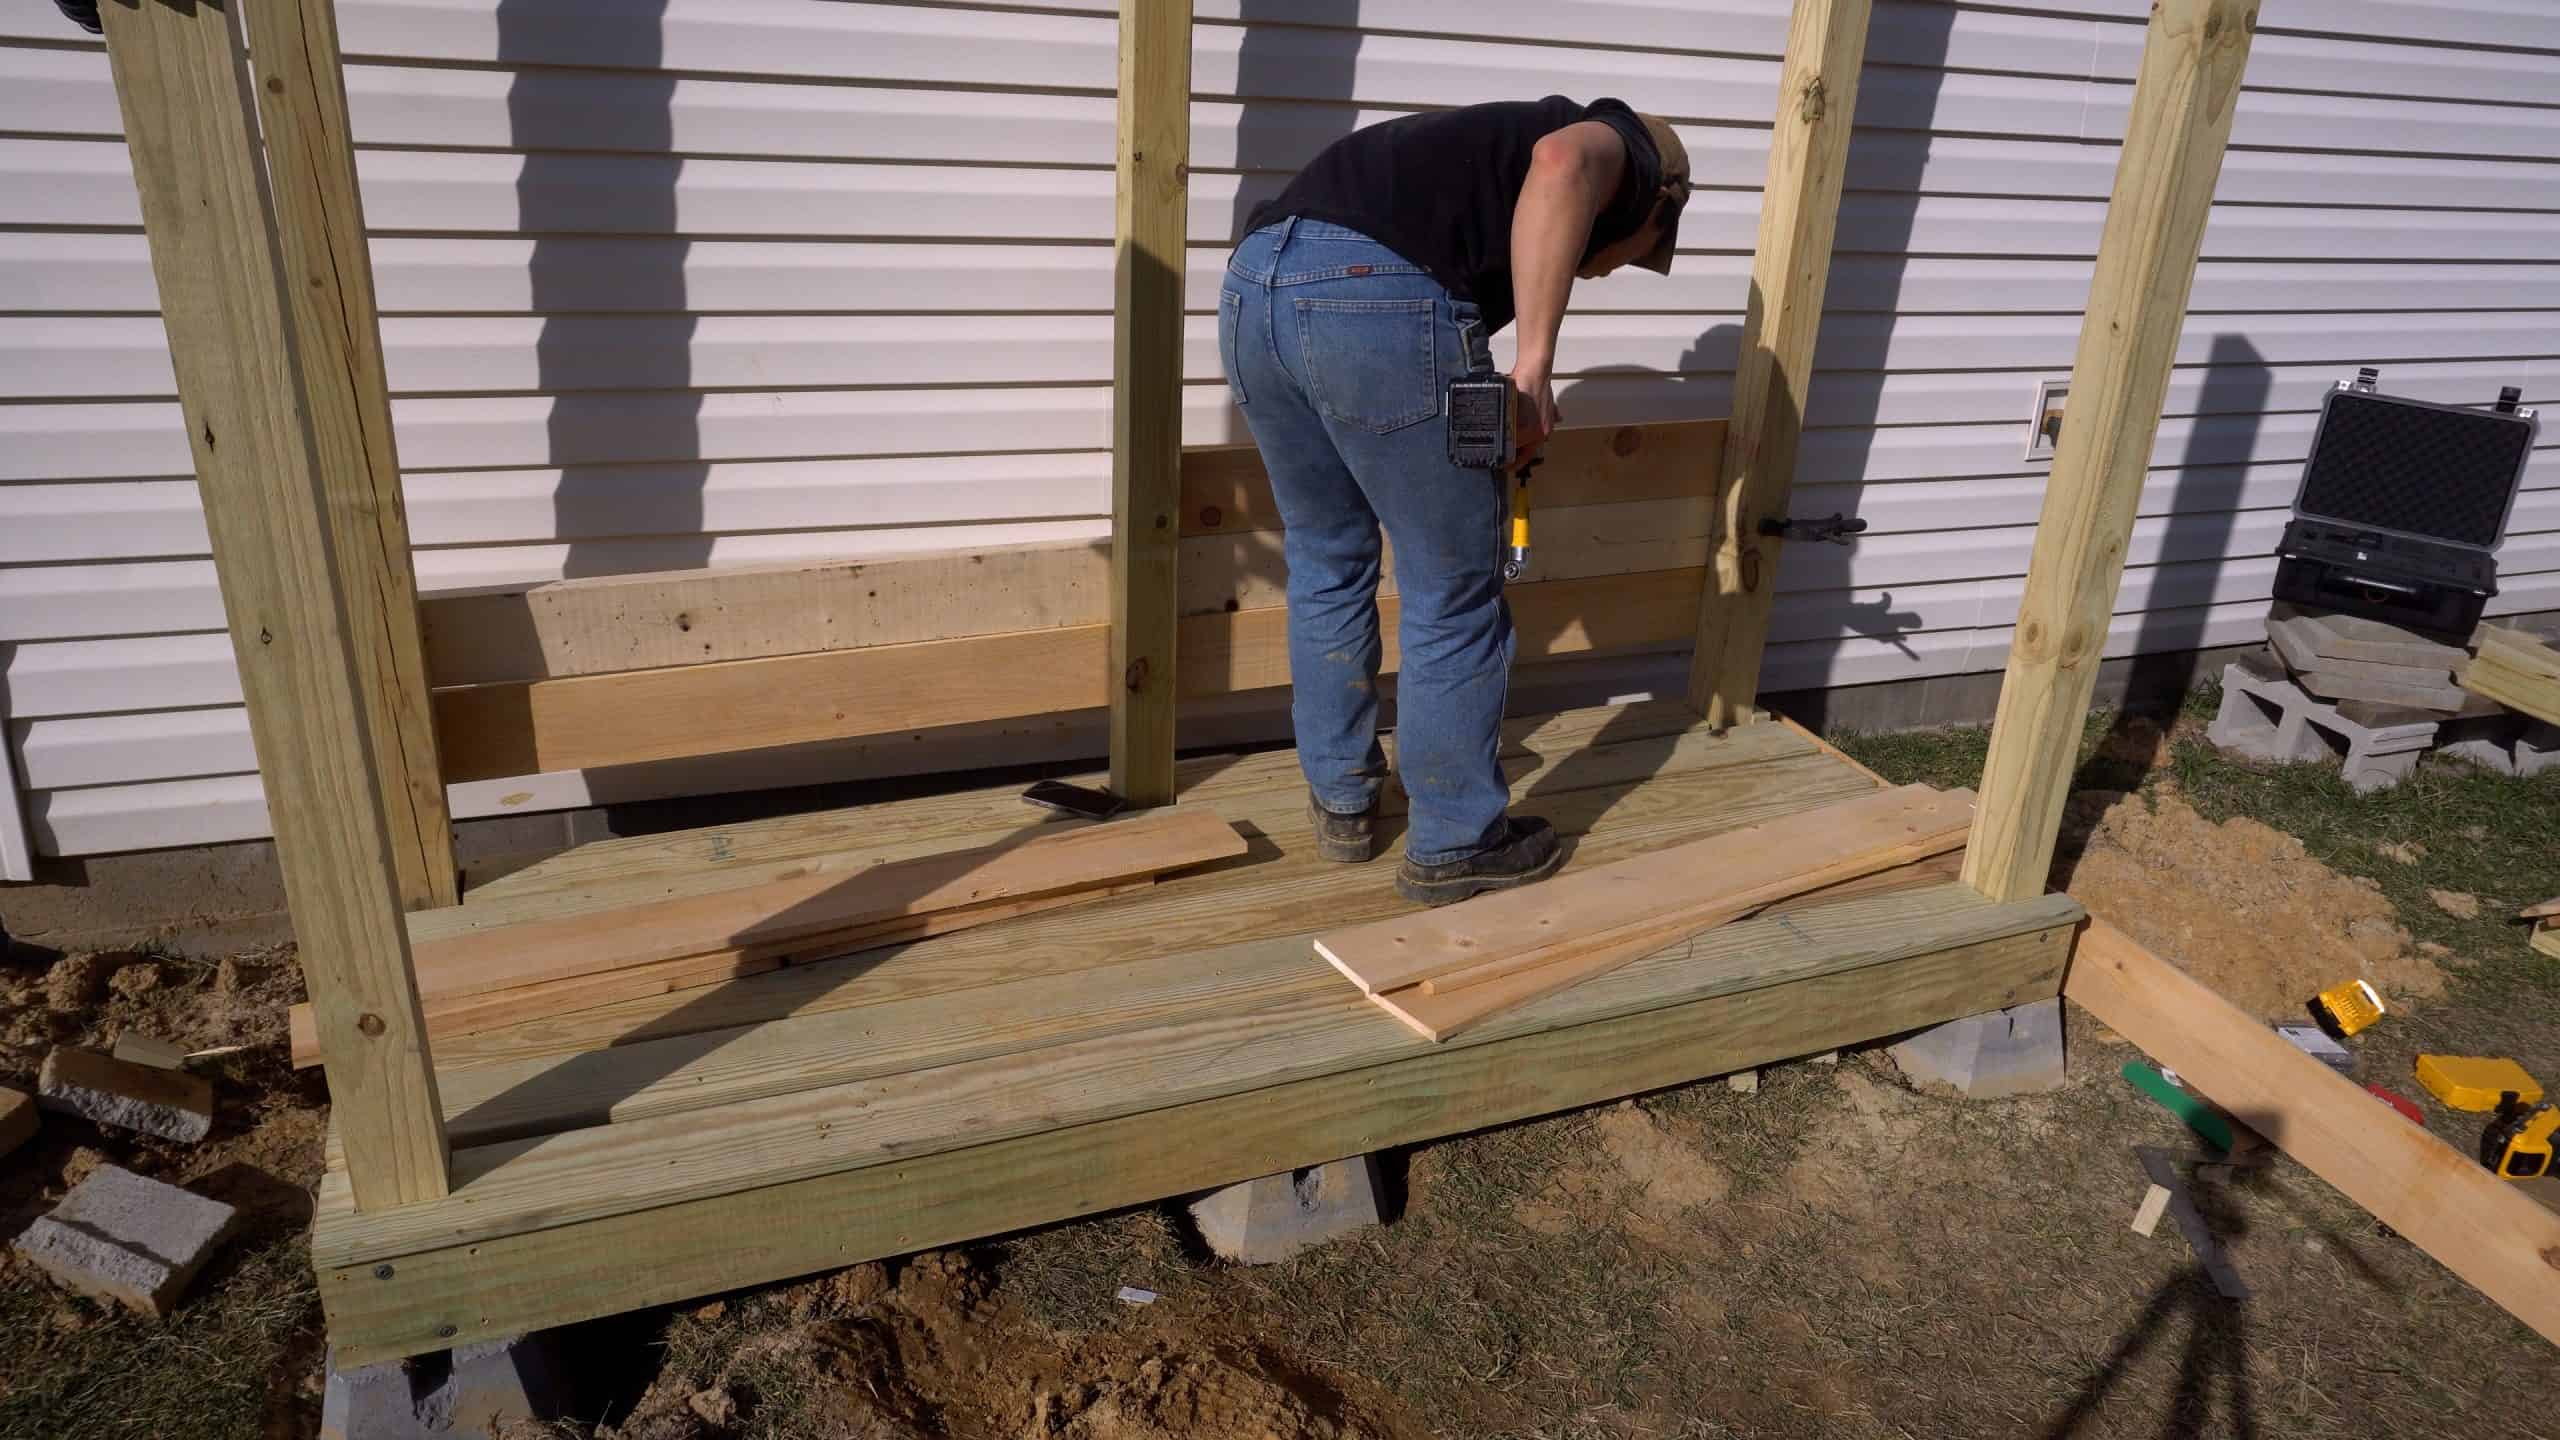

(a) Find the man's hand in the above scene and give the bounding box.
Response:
[1512,367,1558,457]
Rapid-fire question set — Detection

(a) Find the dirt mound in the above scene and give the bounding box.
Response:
[2061,788,2445,1020]
[1027,1348,1372,1440]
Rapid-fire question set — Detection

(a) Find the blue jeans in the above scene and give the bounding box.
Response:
[1220,219,1515,865]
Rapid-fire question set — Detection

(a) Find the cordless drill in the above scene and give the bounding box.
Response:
[1447,369,1545,582]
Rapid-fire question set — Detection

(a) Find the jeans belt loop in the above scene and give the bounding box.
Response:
[1275,214,1298,255]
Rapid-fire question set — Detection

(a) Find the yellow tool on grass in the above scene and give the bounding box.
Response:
[2307,978,2385,1039]
[2415,1054,2543,1112]
[2483,1094,2559,1181]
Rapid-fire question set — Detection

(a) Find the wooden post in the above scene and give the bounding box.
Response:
[100,0,449,1207]
[1963,0,2255,902]
[1685,0,1873,728]
[1108,0,1193,806]
[242,0,457,910]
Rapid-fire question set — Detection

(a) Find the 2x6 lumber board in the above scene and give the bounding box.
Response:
[422,733,1868,1071]
[1109,0,1195,807]
[316,894,2078,1363]
[1687,0,1874,727]
[420,542,1111,687]
[1182,421,1727,537]
[1182,496,1709,617]
[412,808,1240,1003]
[418,423,1721,688]
[429,568,1702,784]
[1963,0,2255,904]
[98,0,448,1208]
[2455,658,2560,729]
[2065,918,2560,1346]
[1326,785,1970,996]
[241,0,453,911]
[448,697,1707,913]
[314,882,2080,1268]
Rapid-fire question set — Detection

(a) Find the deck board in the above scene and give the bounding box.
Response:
[425,717,1856,1068]
[316,881,2080,1268]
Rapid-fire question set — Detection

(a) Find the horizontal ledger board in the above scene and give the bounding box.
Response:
[427,568,1702,782]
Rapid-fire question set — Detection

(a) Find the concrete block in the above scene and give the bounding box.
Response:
[38,1046,213,1142]
[112,1031,190,1071]
[2440,715,2560,777]
[10,1163,239,1316]
[1889,998,2066,1100]
[1726,1070,1759,1094]
[2290,665,2470,711]
[1,1086,36,1159]
[2269,605,2465,668]
[319,1332,572,1440]
[2208,661,2438,793]
[1189,1154,1384,1264]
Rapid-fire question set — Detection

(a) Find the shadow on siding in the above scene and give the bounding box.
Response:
[499,0,710,580]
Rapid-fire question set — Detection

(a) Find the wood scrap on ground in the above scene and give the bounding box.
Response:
[2064,917,2560,1346]
[2525,897,2560,962]
[1315,785,1976,1041]
[288,810,1242,1067]
[2461,625,2560,727]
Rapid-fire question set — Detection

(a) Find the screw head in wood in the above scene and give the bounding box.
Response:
[373,1264,394,1280]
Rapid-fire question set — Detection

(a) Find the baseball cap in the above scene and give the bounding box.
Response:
[1633,113,1691,275]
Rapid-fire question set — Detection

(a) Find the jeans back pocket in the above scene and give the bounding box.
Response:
[1294,297,1439,434]
[1218,287,1249,407]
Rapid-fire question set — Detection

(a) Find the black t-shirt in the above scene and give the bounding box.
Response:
[1243,96,1661,333]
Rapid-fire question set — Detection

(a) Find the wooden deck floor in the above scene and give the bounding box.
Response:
[311,703,2081,1363]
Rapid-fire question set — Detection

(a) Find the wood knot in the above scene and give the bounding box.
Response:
[1610,426,1641,457]
[1798,77,1827,124]
[1123,656,1151,694]
[355,1012,386,1038]
[2543,1245,2560,1272]
[265,76,284,94]
[1200,505,1224,529]
[674,612,692,632]
[257,627,273,646]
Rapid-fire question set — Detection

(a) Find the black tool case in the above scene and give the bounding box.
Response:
[2272,371,2539,636]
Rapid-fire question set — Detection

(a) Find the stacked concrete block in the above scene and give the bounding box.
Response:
[2208,656,2439,793]
[11,1164,239,1316]
[319,1334,572,1440]
[2439,715,2560,778]
[38,1045,214,1142]
[2265,609,2471,711]
[1189,1154,1384,1264]
[1888,997,2067,1100]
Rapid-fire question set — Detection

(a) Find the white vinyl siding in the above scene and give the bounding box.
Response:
[2,0,2554,857]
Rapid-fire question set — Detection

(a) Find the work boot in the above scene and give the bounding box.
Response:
[1395,816,1563,907]
[1309,794,1379,863]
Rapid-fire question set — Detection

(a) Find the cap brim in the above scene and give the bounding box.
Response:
[1633,206,1680,275]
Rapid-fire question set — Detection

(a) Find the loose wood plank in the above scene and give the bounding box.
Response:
[295,881,1156,1069]
[1965,0,2255,902]
[417,807,1239,1002]
[99,0,449,1206]
[316,895,2075,1363]
[1687,0,1873,726]
[1322,785,1971,996]
[2066,918,2560,1346]
[2461,626,2560,726]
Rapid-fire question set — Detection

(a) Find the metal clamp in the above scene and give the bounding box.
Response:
[1758,513,1868,546]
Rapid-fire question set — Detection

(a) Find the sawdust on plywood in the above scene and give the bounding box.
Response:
[2060,787,2445,1022]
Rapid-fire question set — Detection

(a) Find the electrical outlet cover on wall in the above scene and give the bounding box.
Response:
[2025,379,2067,462]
